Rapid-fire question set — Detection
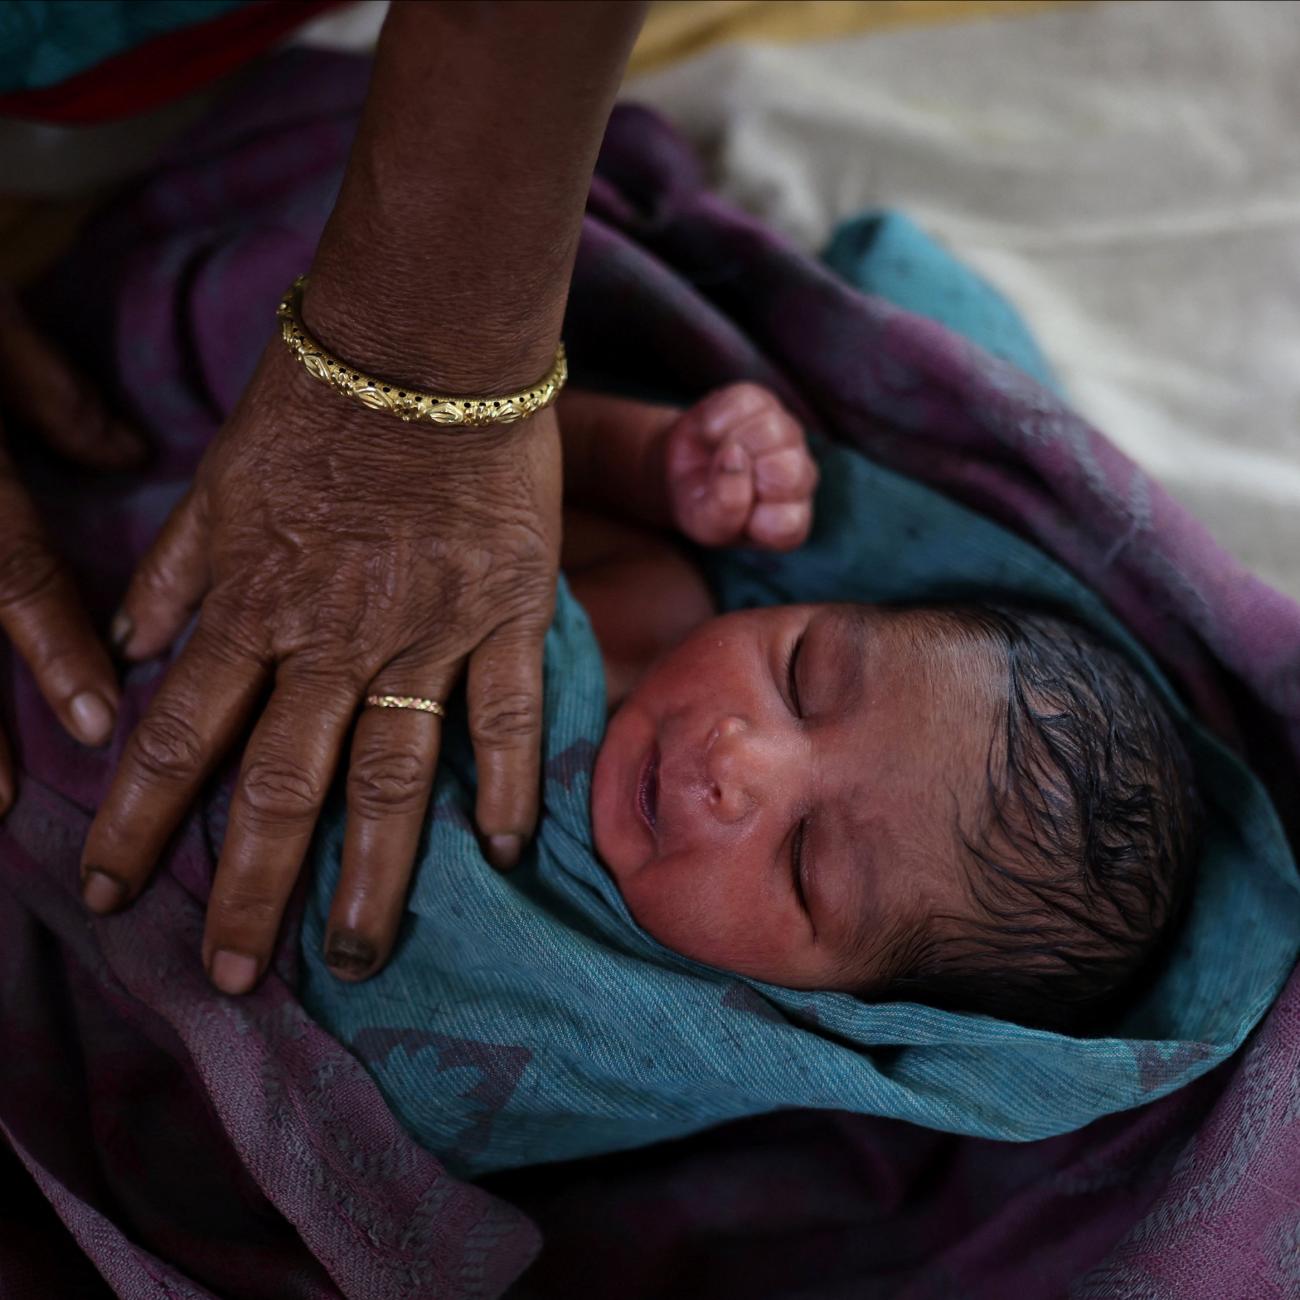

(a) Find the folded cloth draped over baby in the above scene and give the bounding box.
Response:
[301,217,1300,1179]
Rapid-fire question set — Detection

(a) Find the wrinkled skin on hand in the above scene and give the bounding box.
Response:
[82,337,562,994]
[0,284,145,812]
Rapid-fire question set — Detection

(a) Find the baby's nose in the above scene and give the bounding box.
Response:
[705,716,774,823]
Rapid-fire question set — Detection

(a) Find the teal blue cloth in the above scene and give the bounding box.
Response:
[300,217,1300,1179]
[824,211,1063,393]
[0,1,250,93]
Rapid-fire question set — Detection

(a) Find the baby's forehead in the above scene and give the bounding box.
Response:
[803,601,1008,691]
[804,604,1010,844]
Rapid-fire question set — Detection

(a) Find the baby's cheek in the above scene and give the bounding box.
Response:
[617,858,704,957]
[621,848,798,980]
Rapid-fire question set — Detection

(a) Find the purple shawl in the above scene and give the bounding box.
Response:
[2,48,1296,1299]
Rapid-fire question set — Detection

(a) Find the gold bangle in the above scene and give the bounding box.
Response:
[275,275,567,428]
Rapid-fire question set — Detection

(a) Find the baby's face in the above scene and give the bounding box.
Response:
[590,603,1005,991]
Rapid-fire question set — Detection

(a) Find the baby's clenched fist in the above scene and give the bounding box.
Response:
[663,383,817,551]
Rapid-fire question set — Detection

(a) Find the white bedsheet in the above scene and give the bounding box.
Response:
[625,1,1300,601]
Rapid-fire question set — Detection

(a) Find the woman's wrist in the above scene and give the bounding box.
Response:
[283,274,566,428]
[300,0,644,395]
[258,328,543,462]
[302,198,569,394]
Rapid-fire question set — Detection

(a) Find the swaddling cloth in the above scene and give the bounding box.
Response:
[300,433,1299,1177]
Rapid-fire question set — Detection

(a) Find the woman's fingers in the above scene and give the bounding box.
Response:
[0,285,146,469]
[113,488,211,660]
[80,620,267,912]
[325,660,456,981]
[0,446,120,748]
[202,671,360,994]
[468,623,547,871]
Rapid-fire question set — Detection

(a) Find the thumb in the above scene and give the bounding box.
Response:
[114,487,212,660]
[0,286,146,468]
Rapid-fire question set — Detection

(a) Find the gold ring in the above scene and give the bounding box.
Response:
[365,694,446,716]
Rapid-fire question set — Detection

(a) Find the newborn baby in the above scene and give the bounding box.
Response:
[556,383,1200,1032]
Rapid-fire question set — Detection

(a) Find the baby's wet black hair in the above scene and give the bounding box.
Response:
[880,603,1201,1034]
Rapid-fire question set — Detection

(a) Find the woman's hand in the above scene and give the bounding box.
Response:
[80,0,640,994]
[81,338,562,991]
[0,286,143,812]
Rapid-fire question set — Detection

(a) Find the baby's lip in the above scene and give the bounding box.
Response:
[636,742,659,836]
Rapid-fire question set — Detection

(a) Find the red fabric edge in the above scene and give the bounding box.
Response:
[0,0,347,125]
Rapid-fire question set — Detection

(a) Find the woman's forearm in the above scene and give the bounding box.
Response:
[304,0,646,393]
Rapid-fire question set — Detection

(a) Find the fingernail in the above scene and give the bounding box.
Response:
[69,691,115,746]
[486,834,523,870]
[82,867,126,913]
[753,502,810,547]
[109,610,134,653]
[210,949,260,996]
[720,442,747,473]
[325,930,377,977]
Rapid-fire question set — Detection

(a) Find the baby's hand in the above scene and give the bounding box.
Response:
[663,383,818,551]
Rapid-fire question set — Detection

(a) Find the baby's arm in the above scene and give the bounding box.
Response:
[559,389,678,529]
[559,383,818,551]
[562,509,716,706]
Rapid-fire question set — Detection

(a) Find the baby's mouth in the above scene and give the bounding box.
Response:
[637,743,659,834]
